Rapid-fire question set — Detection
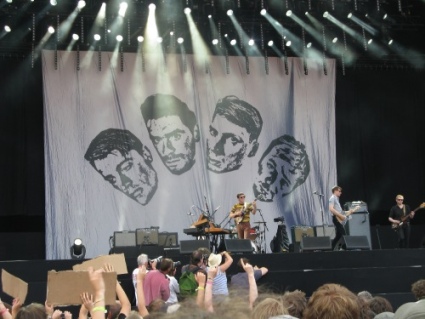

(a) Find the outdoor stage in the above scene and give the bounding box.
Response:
[1,248,424,311]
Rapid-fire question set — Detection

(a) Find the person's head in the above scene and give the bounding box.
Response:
[358,290,374,302]
[411,279,425,300]
[303,283,361,319]
[207,96,263,173]
[395,194,404,204]
[84,129,158,205]
[140,94,199,175]
[237,257,250,272]
[253,135,310,202]
[190,250,204,267]
[281,290,307,319]
[252,297,288,319]
[159,258,174,274]
[368,296,393,315]
[137,253,149,266]
[15,303,46,319]
[197,247,211,267]
[332,186,342,196]
[237,193,246,204]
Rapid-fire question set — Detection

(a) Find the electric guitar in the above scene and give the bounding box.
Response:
[336,205,361,225]
[234,199,257,225]
[391,202,425,230]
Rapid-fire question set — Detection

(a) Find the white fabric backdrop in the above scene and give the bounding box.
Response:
[43,50,336,259]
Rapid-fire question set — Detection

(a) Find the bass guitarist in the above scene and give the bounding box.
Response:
[389,194,415,248]
[229,192,257,239]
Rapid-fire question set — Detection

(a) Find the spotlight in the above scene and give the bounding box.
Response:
[260,9,267,16]
[388,39,393,45]
[94,34,101,41]
[368,39,373,44]
[116,35,123,42]
[347,12,352,19]
[77,0,86,9]
[6,0,12,3]
[286,40,292,47]
[4,25,11,32]
[208,15,212,18]
[286,10,292,17]
[70,238,86,259]
[48,26,55,34]
[230,39,237,46]
[212,39,218,45]
[170,31,174,36]
[305,11,309,16]
[72,33,79,40]
[267,40,273,47]
[365,13,368,18]
[224,34,228,37]
[137,36,144,42]
[157,37,163,43]
[306,42,312,48]
[323,11,329,18]
[184,7,191,14]
[148,3,156,10]
[332,37,338,43]
[50,0,57,6]
[227,9,233,16]
[118,2,128,17]
[177,37,184,44]
[248,39,254,46]
[383,13,388,20]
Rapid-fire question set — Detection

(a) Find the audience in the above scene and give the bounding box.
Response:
[280,290,307,318]
[229,257,268,290]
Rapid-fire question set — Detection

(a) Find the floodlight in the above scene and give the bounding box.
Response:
[70,238,86,259]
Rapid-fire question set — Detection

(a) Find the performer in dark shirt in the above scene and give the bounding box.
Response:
[388,194,415,248]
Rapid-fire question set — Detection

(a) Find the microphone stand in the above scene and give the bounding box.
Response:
[257,209,268,253]
[313,192,326,235]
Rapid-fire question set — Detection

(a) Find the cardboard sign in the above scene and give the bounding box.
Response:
[46,270,117,306]
[1,269,28,304]
[72,254,128,275]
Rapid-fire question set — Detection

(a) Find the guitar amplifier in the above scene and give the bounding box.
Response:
[291,226,314,243]
[344,201,368,213]
[114,231,136,247]
[158,232,178,247]
[136,227,159,246]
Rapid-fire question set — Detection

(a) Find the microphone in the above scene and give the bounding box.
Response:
[213,206,221,212]
[313,191,324,196]
[204,195,210,212]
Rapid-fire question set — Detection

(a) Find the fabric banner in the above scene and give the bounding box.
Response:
[43,50,336,259]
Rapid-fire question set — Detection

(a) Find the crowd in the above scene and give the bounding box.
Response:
[0,248,424,319]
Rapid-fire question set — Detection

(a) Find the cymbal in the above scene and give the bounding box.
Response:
[253,221,267,224]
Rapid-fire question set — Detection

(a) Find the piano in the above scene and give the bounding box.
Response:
[183,228,205,237]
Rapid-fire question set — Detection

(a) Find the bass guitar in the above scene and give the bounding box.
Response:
[336,205,361,226]
[391,202,425,230]
[234,199,257,225]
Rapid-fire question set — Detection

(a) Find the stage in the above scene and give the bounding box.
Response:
[1,248,424,311]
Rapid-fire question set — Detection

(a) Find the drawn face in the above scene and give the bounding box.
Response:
[94,149,157,205]
[253,146,306,201]
[147,115,197,175]
[207,115,254,173]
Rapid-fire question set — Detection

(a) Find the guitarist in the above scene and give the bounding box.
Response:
[329,186,356,250]
[229,192,257,239]
[388,194,415,248]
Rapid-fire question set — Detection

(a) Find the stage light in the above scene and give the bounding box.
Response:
[306,42,312,48]
[267,40,273,46]
[118,2,128,17]
[230,39,237,45]
[94,34,101,41]
[157,37,163,43]
[50,0,57,6]
[177,37,184,44]
[72,33,79,40]
[116,35,123,42]
[383,13,388,20]
[137,36,144,42]
[212,39,218,45]
[286,10,292,17]
[77,0,86,9]
[224,34,228,37]
[286,40,292,47]
[70,238,86,259]
[248,39,254,46]
[148,3,156,10]
[227,10,233,16]
[348,12,353,19]
[368,39,373,44]
[184,7,191,14]
[332,37,338,43]
[48,26,55,34]
[260,9,267,16]
[4,25,11,32]
[305,11,309,16]
[6,0,12,3]
[323,11,329,18]
[388,39,393,45]
[208,15,212,18]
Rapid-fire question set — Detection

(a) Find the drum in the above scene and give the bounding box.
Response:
[249,227,258,240]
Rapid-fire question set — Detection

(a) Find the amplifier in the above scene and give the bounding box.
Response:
[158,232,178,247]
[344,201,368,213]
[291,226,314,243]
[114,231,136,247]
[136,227,159,246]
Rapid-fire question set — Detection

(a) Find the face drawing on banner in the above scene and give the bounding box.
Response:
[84,129,158,205]
[253,135,310,202]
[207,96,263,173]
[140,94,200,175]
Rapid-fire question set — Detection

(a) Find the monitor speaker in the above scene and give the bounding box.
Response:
[224,239,253,254]
[114,231,136,247]
[158,232,178,247]
[314,225,335,240]
[291,226,315,243]
[301,236,332,252]
[341,235,370,250]
[180,240,210,254]
[136,228,159,246]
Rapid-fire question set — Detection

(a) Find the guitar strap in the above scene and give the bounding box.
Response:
[403,205,406,217]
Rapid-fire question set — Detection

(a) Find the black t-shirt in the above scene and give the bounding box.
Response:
[389,204,411,221]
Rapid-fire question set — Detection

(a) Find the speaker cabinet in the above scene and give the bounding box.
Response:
[291,226,315,243]
[114,231,136,247]
[345,213,372,250]
[339,235,370,251]
[301,236,332,252]
[314,225,335,240]
[136,228,159,246]
[224,239,253,254]
[180,240,210,254]
[158,232,178,247]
